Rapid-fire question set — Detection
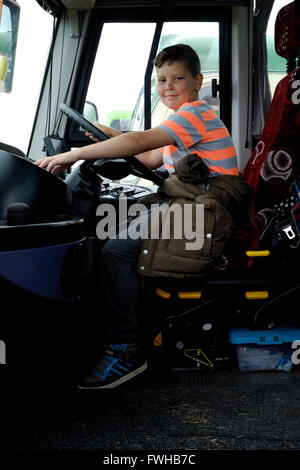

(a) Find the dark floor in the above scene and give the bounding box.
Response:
[1,355,300,457]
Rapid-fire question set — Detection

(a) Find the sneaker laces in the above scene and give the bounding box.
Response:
[107,344,128,354]
[105,343,139,358]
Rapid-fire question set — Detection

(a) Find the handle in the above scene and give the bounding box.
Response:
[211,78,220,98]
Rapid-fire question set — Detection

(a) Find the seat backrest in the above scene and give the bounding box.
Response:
[242,1,300,228]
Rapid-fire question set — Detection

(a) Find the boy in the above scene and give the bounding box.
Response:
[35,44,238,389]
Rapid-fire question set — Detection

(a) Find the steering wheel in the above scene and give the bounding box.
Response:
[59,103,165,186]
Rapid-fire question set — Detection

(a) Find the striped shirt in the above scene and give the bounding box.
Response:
[157,100,239,177]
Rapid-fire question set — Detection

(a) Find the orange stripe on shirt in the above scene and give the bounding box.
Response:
[201,109,217,121]
[193,146,237,161]
[205,127,230,141]
[164,163,174,170]
[209,164,239,175]
[176,110,207,135]
[162,120,195,148]
[163,144,177,157]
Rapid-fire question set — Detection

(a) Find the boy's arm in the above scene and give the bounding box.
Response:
[35,127,174,174]
[135,149,163,169]
[87,123,163,169]
[86,122,122,141]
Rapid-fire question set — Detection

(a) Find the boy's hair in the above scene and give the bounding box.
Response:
[154,44,201,77]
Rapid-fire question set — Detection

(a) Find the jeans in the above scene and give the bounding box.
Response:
[99,203,163,344]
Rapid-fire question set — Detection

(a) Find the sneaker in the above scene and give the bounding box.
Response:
[77,343,148,389]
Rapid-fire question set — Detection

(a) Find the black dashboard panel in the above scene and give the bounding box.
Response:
[0,150,72,221]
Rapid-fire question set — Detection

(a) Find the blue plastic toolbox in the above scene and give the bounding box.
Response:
[228,326,300,372]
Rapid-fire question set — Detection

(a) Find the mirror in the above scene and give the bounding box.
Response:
[0,0,20,92]
[83,101,99,123]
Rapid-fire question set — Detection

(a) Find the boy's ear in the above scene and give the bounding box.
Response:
[195,73,203,91]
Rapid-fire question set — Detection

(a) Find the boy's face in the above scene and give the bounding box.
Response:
[156,61,203,111]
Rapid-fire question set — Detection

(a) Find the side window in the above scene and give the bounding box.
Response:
[267,0,293,96]
[85,23,156,132]
[0,1,19,93]
[0,2,53,154]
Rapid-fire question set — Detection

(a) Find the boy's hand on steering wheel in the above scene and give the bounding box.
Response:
[34,149,81,174]
[86,130,99,142]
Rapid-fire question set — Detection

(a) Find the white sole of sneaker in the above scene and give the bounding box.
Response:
[78,361,148,390]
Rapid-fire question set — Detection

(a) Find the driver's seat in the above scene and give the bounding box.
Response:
[140,1,300,368]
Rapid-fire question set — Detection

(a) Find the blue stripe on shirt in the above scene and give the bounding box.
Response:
[194,136,234,151]
[158,124,185,150]
[158,114,203,151]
